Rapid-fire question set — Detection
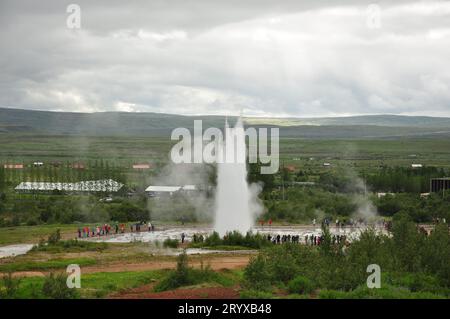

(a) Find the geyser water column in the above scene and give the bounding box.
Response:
[214,117,253,236]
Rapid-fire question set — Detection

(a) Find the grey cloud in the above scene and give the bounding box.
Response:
[0,0,450,117]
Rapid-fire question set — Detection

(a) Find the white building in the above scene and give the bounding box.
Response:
[145,186,181,197]
[145,185,198,197]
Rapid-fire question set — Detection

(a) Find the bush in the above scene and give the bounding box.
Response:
[318,289,348,299]
[199,231,270,249]
[41,273,78,299]
[265,244,301,283]
[163,238,179,248]
[243,255,272,291]
[154,251,218,292]
[385,272,445,294]
[240,289,274,299]
[204,231,221,246]
[32,239,108,253]
[26,217,39,226]
[0,273,21,298]
[288,275,315,294]
[47,229,61,245]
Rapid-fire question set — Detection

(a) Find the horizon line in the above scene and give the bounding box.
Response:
[1,106,449,120]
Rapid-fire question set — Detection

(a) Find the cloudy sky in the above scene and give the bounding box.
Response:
[0,0,449,117]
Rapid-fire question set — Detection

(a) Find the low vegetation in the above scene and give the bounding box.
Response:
[154,251,236,292]
[242,214,450,298]
[30,229,108,253]
[190,231,271,249]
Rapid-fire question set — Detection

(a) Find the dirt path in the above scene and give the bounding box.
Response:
[109,283,240,299]
[84,255,250,274]
[3,255,251,278]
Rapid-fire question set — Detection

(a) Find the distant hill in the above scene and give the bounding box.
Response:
[0,107,232,136]
[1,107,450,139]
[245,114,450,128]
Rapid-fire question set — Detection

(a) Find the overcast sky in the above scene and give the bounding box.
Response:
[0,0,449,117]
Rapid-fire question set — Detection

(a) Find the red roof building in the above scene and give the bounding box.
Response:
[133,163,152,170]
[4,164,24,169]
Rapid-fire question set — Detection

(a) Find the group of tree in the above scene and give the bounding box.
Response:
[243,213,450,298]
[0,195,150,227]
[366,166,448,194]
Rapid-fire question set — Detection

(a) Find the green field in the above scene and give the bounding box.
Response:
[2,134,450,169]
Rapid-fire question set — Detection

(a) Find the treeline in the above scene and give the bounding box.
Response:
[262,188,357,223]
[366,166,447,194]
[250,162,449,195]
[0,195,150,227]
[259,187,450,224]
[375,192,450,222]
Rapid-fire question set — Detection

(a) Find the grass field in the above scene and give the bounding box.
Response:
[2,135,450,169]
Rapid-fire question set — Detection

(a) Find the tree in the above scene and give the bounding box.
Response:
[248,162,275,191]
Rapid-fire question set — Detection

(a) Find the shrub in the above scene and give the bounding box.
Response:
[0,273,21,299]
[385,272,444,294]
[318,289,348,299]
[288,275,315,294]
[266,244,300,283]
[154,251,218,292]
[163,238,179,248]
[32,239,108,253]
[41,273,78,299]
[240,289,274,299]
[47,229,61,245]
[243,255,272,291]
[198,231,270,249]
[204,231,221,246]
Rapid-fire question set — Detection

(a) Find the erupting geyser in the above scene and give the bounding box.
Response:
[214,117,254,236]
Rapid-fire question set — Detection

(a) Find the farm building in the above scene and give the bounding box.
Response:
[15,179,123,194]
[181,185,197,191]
[411,164,423,168]
[430,178,450,193]
[284,165,297,172]
[4,164,24,169]
[133,163,152,170]
[33,162,44,167]
[145,185,198,197]
[71,162,85,169]
[145,186,181,197]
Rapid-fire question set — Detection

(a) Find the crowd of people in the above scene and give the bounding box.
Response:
[318,217,389,230]
[77,221,156,238]
[265,233,348,246]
